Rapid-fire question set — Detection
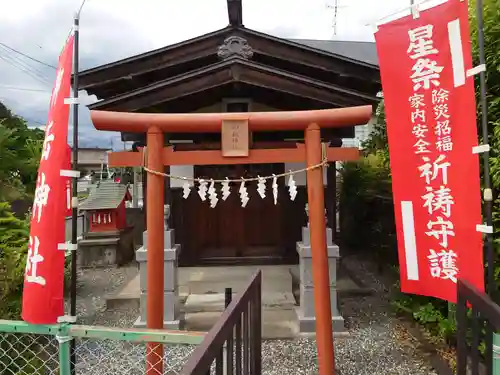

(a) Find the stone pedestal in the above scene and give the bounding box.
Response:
[77,228,135,268]
[295,226,345,333]
[134,229,184,329]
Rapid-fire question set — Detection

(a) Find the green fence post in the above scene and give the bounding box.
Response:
[57,324,72,375]
[494,333,500,375]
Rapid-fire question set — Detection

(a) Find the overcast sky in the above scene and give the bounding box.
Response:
[0,0,413,148]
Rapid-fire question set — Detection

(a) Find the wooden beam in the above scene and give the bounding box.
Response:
[107,146,359,167]
[89,59,375,112]
[78,29,229,90]
[227,0,243,26]
[91,106,372,133]
[242,29,381,83]
[120,128,355,144]
[173,141,304,151]
[90,70,233,112]
[238,74,365,108]
[237,60,377,102]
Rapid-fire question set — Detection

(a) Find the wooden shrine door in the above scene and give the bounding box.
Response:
[192,163,285,263]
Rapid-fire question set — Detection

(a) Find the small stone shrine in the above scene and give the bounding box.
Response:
[134,204,184,329]
[78,181,135,267]
[295,203,345,333]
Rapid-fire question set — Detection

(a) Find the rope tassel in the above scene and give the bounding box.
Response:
[239,179,249,207]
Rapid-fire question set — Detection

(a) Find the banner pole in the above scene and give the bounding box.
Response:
[475,0,495,372]
[69,13,80,375]
[476,0,494,298]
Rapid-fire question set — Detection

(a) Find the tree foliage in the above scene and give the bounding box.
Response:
[0,102,44,201]
[0,202,29,319]
[469,0,500,291]
[361,101,390,167]
[0,101,44,320]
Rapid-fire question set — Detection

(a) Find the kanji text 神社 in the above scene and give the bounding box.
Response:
[26,60,66,287]
[25,235,46,286]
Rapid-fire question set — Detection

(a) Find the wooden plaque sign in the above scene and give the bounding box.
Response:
[221,119,249,157]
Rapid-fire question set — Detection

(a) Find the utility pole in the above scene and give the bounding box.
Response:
[69,12,80,375]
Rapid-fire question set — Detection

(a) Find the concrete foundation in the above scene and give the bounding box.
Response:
[134,228,184,329]
[295,226,345,333]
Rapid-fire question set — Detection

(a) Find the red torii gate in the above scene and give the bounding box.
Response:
[90,105,372,375]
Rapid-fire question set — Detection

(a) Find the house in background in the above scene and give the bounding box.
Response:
[73,147,114,192]
[72,147,110,174]
[78,0,381,267]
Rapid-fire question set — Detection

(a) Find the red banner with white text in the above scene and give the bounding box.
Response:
[374,0,484,302]
[22,35,74,324]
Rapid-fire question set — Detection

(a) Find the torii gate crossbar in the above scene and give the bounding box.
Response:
[90,106,373,375]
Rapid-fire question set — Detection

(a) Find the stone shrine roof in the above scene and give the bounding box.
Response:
[79,181,131,210]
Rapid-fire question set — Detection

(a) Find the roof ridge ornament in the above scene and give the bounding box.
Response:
[217,36,253,60]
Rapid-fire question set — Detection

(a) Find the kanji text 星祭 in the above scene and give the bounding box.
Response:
[407,24,458,284]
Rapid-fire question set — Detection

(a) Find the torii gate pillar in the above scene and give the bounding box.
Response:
[145,126,165,374]
[305,124,335,373]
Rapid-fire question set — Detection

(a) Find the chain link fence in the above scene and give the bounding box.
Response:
[0,331,59,374]
[0,320,204,375]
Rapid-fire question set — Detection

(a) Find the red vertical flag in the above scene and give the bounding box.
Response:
[22,35,74,324]
[375,0,484,302]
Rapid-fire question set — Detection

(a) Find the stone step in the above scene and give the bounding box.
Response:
[183,292,297,314]
[184,309,299,339]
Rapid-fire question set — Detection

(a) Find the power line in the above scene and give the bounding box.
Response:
[0,85,50,93]
[24,117,46,126]
[0,48,52,86]
[0,45,53,81]
[0,54,49,86]
[0,42,57,69]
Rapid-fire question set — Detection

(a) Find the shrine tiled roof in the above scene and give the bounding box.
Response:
[290,39,378,66]
[79,181,130,210]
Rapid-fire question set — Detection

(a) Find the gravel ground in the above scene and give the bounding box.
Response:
[65,266,139,326]
[333,253,438,375]
[69,256,438,375]
[258,253,438,375]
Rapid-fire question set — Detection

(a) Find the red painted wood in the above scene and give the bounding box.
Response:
[107,146,360,168]
[91,106,372,133]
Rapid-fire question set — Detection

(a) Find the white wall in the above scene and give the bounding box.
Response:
[72,149,109,165]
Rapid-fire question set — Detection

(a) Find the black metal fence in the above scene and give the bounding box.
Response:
[180,270,262,375]
[456,279,500,375]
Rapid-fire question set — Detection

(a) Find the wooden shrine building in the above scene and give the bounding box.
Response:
[78,0,381,266]
[79,181,132,233]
